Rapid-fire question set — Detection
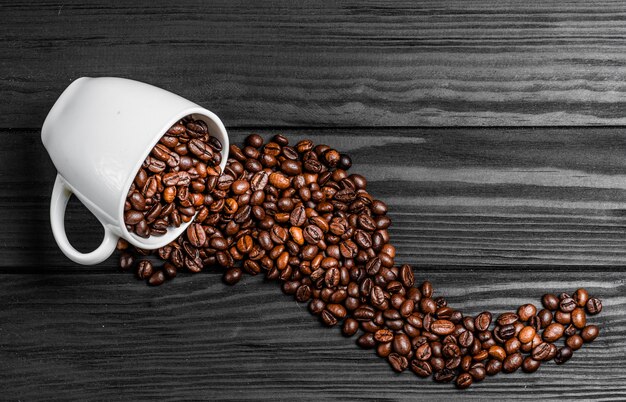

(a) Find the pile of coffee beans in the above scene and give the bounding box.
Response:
[116,133,603,388]
[123,115,223,238]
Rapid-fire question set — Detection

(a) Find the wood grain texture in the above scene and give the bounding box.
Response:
[4,0,626,127]
[2,127,624,399]
[0,269,623,401]
[3,127,626,270]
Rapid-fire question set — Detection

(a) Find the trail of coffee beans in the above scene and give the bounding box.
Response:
[116,133,603,389]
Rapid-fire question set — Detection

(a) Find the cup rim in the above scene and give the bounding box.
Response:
[117,106,229,249]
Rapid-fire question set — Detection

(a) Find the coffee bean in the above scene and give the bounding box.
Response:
[538,309,553,328]
[522,357,540,373]
[488,345,507,362]
[442,343,460,359]
[458,330,474,348]
[393,333,411,356]
[475,312,492,331]
[433,368,455,383]
[137,260,153,279]
[221,267,242,285]
[542,294,560,310]
[245,134,264,148]
[554,346,573,365]
[357,333,376,349]
[431,320,455,336]
[518,326,536,344]
[485,359,502,375]
[410,359,432,377]
[119,253,134,269]
[586,297,603,315]
[416,343,432,361]
[321,310,338,327]
[186,223,206,248]
[581,325,599,342]
[559,296,577,313]
[148,270,165,286]
[342,318,359,337]
[571,307,586,329]
[455,372,472,389]
[497,312,519,326]
[124,210,144,225]
[532,342,552,361]
[163,262,177,279]
[517,304,537,322]
[398,264,414,288]
[566,334,583,351]
[543,323,565,342]
[388,353,408,372]
[469,363,486,382]
[573,288,589,307]
[502,352,523,373]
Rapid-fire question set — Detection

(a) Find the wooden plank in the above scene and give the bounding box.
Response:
[3,127,626,270]
[4,1,626,127]
[0,269,622,400]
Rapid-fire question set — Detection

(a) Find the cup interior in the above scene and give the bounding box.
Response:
[119,108,229,249]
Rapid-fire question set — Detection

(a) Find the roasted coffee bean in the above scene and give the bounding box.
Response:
[542,294,560,310]
[571,307,587,329]
[573,288,589,307]
[518,326,536,344]
[475,312,492,331]
[586,297,603,315]
[136,260,154,280]
[416,343,432,361]
[119,253,134,269]
[502,352,523,373]
[388,353,408,372]
[517,304,537,322]
[581,325,599,342]
[186,223,206,248]
[566,334,583,351]
[488,345,507,362]
[393,333,411,356]
[357,333,376,349]
[431,368,454,383]
[410,360,432,377]
[497,312,519,326]
[485,359,502,375]
[559,296,577,313]
[543,323,565,342]
[522,357,541,373]
[163,262,177,279]
[538,309,553,328]
[342,318,359,337]
[431,320,455,336]
[532,342,552,361]
[321,310,338,327]
[554,346,573,365]
[455,373,472,389]
[469,363,486,381]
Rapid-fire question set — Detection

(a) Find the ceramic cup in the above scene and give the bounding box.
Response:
[41,77,229,265]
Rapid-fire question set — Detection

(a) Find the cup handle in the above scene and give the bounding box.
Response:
[50,174,118,265]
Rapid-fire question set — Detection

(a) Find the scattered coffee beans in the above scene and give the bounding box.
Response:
[115,133,603,389]
[124,115,222,238]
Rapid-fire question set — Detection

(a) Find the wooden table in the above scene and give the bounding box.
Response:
[2,2,625,400]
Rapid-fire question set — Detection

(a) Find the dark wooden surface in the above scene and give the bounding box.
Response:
[5,1,626,128]
[2,2,626,401]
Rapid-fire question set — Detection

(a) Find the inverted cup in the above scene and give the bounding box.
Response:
[42,77,229,265]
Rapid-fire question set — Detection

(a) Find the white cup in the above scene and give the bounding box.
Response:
[41,77,229,265]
